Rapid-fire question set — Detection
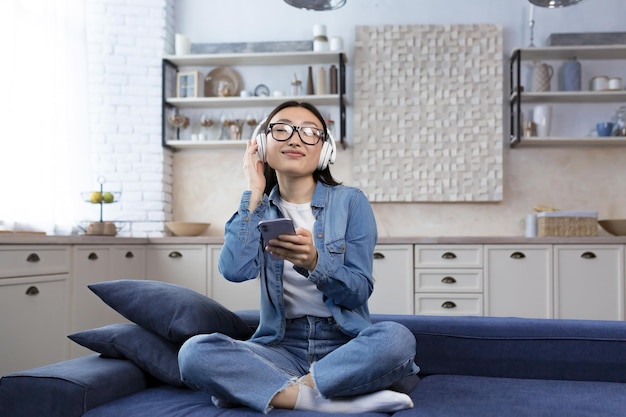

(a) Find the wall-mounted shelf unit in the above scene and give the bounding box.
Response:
[509,45,626,148]
[161,51,347,150]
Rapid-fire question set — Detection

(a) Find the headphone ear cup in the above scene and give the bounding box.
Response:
[256,132,267,162]
[252,117,268,162]
[318,131,337,170]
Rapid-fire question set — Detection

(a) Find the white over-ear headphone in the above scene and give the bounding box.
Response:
[253,118,337,171]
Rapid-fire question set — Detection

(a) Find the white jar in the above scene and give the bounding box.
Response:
[330,36,344,52]
[313,24,328,52]
[590,75,609,91]
[608,77,623,91]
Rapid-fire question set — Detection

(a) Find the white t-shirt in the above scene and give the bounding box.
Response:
[279,199,331,319]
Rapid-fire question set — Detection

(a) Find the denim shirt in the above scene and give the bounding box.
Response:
[218,181,378,344]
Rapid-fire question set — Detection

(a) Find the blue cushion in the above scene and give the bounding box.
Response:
[68,323,183,386]
[371,314,626,383]
[88,280,252,343]
[82,385,389,417]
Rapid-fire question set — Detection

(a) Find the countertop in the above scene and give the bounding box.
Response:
[2,234,626,245]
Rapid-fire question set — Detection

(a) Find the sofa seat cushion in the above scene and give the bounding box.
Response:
[402,374,626,417]
[82,385,390,417]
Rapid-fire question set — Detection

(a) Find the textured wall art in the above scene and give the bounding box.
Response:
[352,24,503,202]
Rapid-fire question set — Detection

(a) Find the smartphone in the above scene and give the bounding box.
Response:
[258,218,296,245]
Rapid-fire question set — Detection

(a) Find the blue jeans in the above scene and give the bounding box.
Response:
[178,316,417,414]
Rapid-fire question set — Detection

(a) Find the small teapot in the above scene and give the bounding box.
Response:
[532,61,554,92]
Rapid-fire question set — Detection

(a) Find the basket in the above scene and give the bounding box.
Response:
[537,211,598,237]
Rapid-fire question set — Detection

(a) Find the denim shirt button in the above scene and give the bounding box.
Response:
[317,233,323,238]
[244,217,250,222]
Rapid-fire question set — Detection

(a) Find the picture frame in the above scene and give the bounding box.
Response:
[176,70,200,98]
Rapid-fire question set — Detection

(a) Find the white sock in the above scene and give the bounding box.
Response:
[294,383,413,414]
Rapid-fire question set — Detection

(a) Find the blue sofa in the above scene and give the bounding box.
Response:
[2,311,626,417]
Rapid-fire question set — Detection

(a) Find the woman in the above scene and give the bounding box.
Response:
[179,101,418,414]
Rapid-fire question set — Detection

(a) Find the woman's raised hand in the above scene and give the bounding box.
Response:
[243,139,265,211]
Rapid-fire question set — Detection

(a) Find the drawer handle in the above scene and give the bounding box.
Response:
[125,251,134,259]
[168,251,183,258]
[373,252,385,260]
[88,252,99,260]
[441,276,457,284]
[25,286,40,296]
[26,253,40,263]
[581,252,596,259]
[441,301,457,309]
[441,252,457,260]
[510,251,526,259]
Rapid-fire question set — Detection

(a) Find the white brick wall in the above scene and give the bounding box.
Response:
[84,0,175,236]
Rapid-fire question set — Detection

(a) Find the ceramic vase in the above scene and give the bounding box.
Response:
[533,105,552,137]
[560,57,581,91]
[532,61,554,92]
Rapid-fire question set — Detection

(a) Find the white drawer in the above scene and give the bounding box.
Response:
[415,269,483,292]
[414,245,482,268]
[414,293,483,316]
[0,246,71,279]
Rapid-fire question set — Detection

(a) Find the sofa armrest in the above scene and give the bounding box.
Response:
[0,354,149,417]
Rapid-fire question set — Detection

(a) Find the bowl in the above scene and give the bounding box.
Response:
[165,222,210,236]
[598,219,626,236]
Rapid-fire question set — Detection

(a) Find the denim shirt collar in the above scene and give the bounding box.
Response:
[268,181,330,209]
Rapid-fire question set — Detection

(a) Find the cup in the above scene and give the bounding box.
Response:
[596,122,614,137]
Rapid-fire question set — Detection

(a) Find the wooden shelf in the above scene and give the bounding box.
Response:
[511,91,626,104]
[162,51,348,149]
[509,45,626,147]
[511,45,626,61]
[165,94,345,109]
[511,137,626,148]
[165,140,247,150]
[163,51,347,66]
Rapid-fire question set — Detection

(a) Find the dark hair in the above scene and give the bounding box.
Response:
[261,101,341,195]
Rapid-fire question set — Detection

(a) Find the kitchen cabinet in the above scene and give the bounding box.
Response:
[162,51,347,149]
[509,45,626,147]
[485,245,553,319]
[71,245,146,357]
[146,245,207,295]
[413,245,483,316]
[208,244,259,311]
[369,245,413,314]
[0,246,70,375]
[554,245,624,320]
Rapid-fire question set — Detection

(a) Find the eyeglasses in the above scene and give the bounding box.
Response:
[268,123,325,146]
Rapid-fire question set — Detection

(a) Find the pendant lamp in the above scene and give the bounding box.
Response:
[284,0,346,11]
[529,0,586,8]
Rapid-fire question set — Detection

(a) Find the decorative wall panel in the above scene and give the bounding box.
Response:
[353,24,503,202]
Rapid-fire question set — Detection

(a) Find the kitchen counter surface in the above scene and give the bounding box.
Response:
[2,234,626,245]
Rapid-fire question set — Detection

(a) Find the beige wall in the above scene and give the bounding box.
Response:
[172,145,625,238]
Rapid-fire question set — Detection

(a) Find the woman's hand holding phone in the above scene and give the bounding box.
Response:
[258,219,318,271]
